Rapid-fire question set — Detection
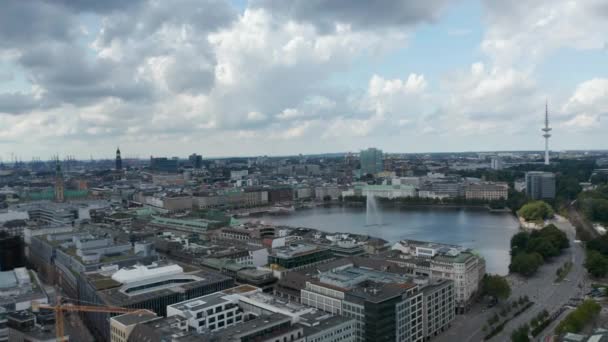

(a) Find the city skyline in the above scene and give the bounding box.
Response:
[1,0,607,159]
[4,146,608,163]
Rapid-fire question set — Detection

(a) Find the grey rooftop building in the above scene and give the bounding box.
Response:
[525,171,556,200]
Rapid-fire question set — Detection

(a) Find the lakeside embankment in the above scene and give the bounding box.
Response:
[339,200,513,213]
[249,203,519,274]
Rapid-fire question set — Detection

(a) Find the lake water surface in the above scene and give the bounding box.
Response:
[249,206,519,275]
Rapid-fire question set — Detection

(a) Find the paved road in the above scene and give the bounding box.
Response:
[435,216,588,342]
[568,204,599,240]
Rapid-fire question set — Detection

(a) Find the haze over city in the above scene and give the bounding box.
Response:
[1,0,608,159]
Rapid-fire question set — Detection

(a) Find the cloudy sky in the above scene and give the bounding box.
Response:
[1,0,607,160]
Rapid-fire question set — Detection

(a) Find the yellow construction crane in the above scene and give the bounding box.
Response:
[32,297,145,342]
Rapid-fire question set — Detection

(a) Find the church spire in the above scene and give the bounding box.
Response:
[115,147,123,170]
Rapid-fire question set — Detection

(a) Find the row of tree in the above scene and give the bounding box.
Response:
[584,232,608,277]
[555,300,601,334]
[577,184,608,224]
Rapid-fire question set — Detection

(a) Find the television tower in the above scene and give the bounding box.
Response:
[542,101,552,165]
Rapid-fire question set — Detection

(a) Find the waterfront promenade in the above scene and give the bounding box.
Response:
[435,216,588,341]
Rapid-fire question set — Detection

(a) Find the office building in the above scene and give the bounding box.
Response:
[0,307,5,342]
[110,310,159,342]
[294,186,313,200]
[149,215,217,234]
[14,200,110,226]
[167,285,354,341]
[464,183,508,201]
[208,313,304,342]
[389,240,485,313]
[267,187,294,203]
[194,189,269,209]
[122,315,191,342]
[277,164,321,177]
[344,283,423,342]
[6,310,66,342]
[77,262,234,341]
[0,219,27,238]
[230,170,249,180]
[0,268,48,313]
[525,171,556,199]
[362,185,417,199]
[490,157,503,170]
[314,186,342,201]
[150,157,179,173]
[298,261,454,342]
[360,148,384,175]
[189,154,203,169]
[0,233,25,271]
[22,225,73,255]
[422,279,455,339]
[268,244,333,271]
[429,181,462,198]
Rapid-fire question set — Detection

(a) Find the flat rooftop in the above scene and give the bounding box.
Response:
[299,313,354,336]
[95,270,232,307]
[346,281,416,304]
[168,285,259,312]
[272,244,323,258]
[318,265,414,290]
[111,310,158,326]
[210,313,292,340]
[170,292,230,313]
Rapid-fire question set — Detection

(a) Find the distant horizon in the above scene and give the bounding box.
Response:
[3,148,607,163]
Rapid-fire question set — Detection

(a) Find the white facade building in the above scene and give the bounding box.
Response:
[361,185,416,199]
[390,240,485,313]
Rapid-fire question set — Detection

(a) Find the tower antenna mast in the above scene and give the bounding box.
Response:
[542,101,552,165]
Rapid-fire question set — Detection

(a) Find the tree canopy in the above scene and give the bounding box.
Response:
[482,274,511,301]
[510,232,530,256]
[585,250,608,278]
[517,201,554,222]
[555,300,600,334]
[509,225,569,276]
[510,252,544,276]
[511,324,530,342]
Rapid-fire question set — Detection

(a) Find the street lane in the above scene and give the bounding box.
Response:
[435,216,588,342]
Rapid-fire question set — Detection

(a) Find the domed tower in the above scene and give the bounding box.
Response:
[116,147,123,170]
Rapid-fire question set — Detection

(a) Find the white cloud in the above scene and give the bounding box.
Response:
[481,0,608,67]
[1,0,607,157]
[247,111,267,121]
[564,78,608,112]
[276,108,301,120]
[560,114,600,129]
[559,78,608,129]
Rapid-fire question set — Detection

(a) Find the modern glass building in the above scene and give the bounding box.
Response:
[525,171,556,199]
[150,157,179,173]
[360,148,384,175]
